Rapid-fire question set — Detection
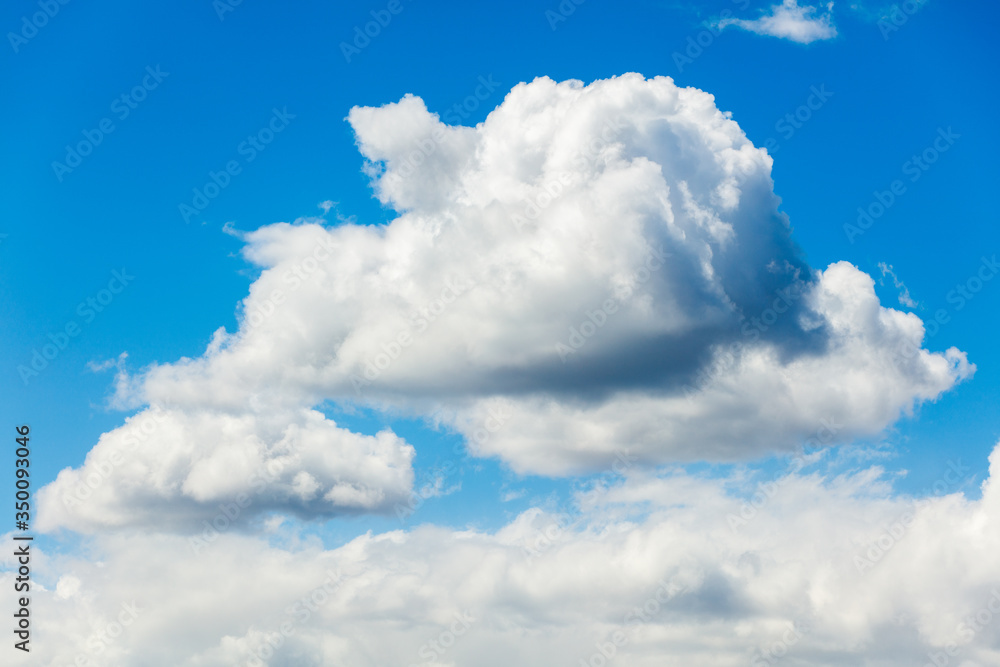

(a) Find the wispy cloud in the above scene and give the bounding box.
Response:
[716,0,838,43]
[878,262,918,308]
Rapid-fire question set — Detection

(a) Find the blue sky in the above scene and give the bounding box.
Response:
[2,1,1000,665]
[3,0,996,525]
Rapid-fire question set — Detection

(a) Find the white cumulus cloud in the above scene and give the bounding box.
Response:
[38,73,971,528]
[37,406,415,532]
[22,72,993,667]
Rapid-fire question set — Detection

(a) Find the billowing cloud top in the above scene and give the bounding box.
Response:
[38,73,971,531]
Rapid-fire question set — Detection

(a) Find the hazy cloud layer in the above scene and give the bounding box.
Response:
[13,442,1000,666]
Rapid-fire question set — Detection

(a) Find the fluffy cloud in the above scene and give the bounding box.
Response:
[35,74,973,532]
[11,441,1000,666]
[138,73,821,419]
[37,406,415,532]
[716,0,838,44]
[446,261,971,474]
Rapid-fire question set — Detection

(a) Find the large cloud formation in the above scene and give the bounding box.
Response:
[11,442,1000,666]
[21,71,993,667]
[38,73,970,525]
